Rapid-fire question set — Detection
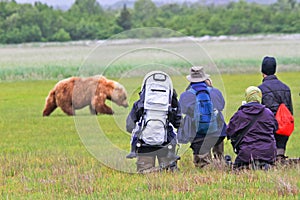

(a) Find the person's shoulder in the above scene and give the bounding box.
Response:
[133,98,143,107]
[277,79,291,89]
[179,90,196,103]
[262,105,275,116]
[210,86,223,94]
[180,90,194,97]
[267,77,291,92]
[230,107,245,120]
[259,76,285,89]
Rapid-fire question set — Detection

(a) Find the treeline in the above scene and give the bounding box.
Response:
[0,0,300,44]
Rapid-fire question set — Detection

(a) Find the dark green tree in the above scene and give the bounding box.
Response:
[1,0,300,44]
[117,4,131,30]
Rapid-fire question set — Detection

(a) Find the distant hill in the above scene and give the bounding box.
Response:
[15,0,299,10]
[102,0,278,10]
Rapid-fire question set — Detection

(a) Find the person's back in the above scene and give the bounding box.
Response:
[125,71,181,172]
[258,56,293,160]
[178,66,226,168]
[227,86,277,168]
[258,75,292,114]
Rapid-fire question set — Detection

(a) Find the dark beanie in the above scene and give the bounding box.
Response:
[261,56,276,75]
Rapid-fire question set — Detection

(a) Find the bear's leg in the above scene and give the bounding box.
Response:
[95,104,114,115]
[92,95,113,115]
[89,105,97,115]
[60,104,75,116]
[43,89,57,116]
[43,104,57,116]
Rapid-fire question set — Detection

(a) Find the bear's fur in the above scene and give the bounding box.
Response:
[43,76,128,116]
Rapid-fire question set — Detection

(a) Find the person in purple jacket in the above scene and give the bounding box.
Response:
[227,86,277,169]
[258,56,293,162]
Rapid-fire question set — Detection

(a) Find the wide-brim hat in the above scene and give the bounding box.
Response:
[186,66,210,82]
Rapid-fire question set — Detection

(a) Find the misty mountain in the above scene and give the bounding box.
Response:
[15,0,295,10]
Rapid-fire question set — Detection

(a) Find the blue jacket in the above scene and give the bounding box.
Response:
[178,82,226,141]
[227,102,277,163]
[208,86,226,134]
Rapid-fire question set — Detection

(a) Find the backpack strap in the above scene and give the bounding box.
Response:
[188,87,196,95]
[188,86,209,96]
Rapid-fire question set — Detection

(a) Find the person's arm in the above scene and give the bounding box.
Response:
[168,89,182,128]
[179,91,195,116]
[226,111,247,139]
[286,90,293,115]
[211,88,225,111]
[126,101,142,133]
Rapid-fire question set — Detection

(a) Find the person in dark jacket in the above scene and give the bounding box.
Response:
[227,86,277,169]
[258,56,293,161]
[178,66,226,168]
[126,89,181,159]
[126,77,182,172]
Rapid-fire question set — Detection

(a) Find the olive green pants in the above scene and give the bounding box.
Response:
[136,156,177,173]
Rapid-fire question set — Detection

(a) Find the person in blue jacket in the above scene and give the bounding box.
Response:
[227,86,277,169]
[178,66,226,168]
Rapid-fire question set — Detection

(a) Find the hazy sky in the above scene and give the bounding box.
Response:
[15,0,199,6]
[14,0,282,7]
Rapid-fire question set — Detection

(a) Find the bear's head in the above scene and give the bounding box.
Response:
[111,82,129,108]
[98,76,128,108]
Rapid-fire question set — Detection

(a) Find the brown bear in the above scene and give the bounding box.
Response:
[43,75,128,116]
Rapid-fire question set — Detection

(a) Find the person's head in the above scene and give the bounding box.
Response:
[245,86,262,103]
[261,56,276,76]
[186,66,210,83]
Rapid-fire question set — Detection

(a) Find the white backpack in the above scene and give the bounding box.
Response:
[139,71,173,145]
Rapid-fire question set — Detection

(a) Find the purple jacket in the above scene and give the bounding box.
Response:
[227,102,277,163]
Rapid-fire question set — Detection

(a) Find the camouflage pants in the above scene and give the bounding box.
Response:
[136,149,177,173]
[191,136,225,168]
[193,153,212,168]
[136,156,176,172]
[212,140,224,160]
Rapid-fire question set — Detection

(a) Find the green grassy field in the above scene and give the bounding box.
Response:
[0,37,300,199]
[0,73,299,199]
